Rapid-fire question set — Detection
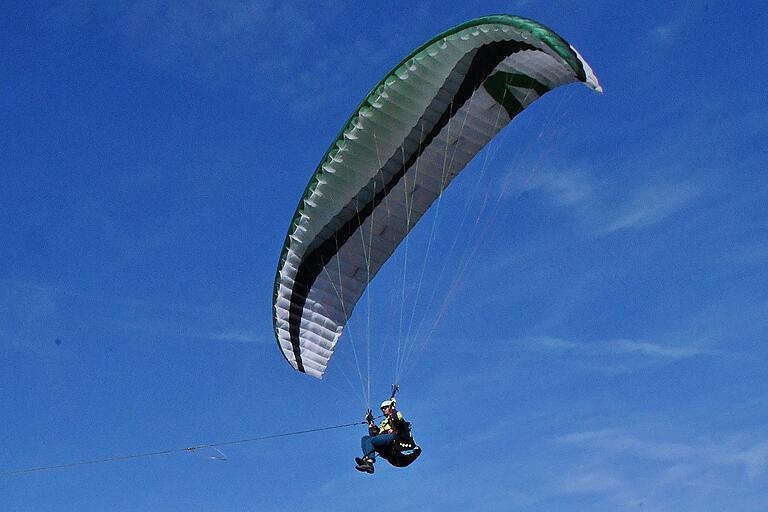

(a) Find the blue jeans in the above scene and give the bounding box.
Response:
[361,433,396,461]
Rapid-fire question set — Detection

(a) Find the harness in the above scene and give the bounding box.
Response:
[378,412,421,467]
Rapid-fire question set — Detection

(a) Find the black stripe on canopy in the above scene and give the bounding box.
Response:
[288,39,538,373]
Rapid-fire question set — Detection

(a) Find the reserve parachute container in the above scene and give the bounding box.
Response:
[273,15,602,378]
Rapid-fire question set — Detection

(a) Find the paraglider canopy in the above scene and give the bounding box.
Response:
[272,14,602,380]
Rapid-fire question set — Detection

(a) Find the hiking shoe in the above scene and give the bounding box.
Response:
[355,462,375,474]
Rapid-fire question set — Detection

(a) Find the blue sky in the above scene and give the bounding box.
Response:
[2,1,767,510]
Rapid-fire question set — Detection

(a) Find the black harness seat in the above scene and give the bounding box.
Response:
[379,417,421,468]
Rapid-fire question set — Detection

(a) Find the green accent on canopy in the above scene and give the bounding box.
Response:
[483,72,552,118]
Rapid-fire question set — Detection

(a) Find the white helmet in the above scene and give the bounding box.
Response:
[380,398,396,410]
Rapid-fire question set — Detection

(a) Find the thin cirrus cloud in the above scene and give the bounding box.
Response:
[110,1,397,112]
[724,440,768,480]
[560,471,625,494]
[649,22,682,45]
[37,0,321,103]
[558,429,695,460]
[558,428,768,481]
[0,279,263,353]
[550,429,768,510]
[0,280,64,356]
[508,168,703,236]
[599,180,702,234]
[609,338,714,359]
[117,1,317,66]
[519,335,713,361]
[202,330,262,344]
[124,317,263,345]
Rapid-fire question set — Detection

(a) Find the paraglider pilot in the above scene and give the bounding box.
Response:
[355,398,406,473]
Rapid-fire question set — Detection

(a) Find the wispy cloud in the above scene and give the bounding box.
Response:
[724,440,768,480]
[509,168,703,236]
[41,1,347,112]
[600,180,702,234]
[0,279,262,359]
[0,280,65,357]
[646,3,707,47]
[99,1,405,115]
[124,316,263,345]
[517,335,714,361]
[561,471,625,493]
[610,338,713,359]
[506,168,596,210]
[207,330,262,343]
[649,22,681,45]
[74,287,265,346]
[558,429,695,460]
[559,427,768,482]
[117,1,316,72]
